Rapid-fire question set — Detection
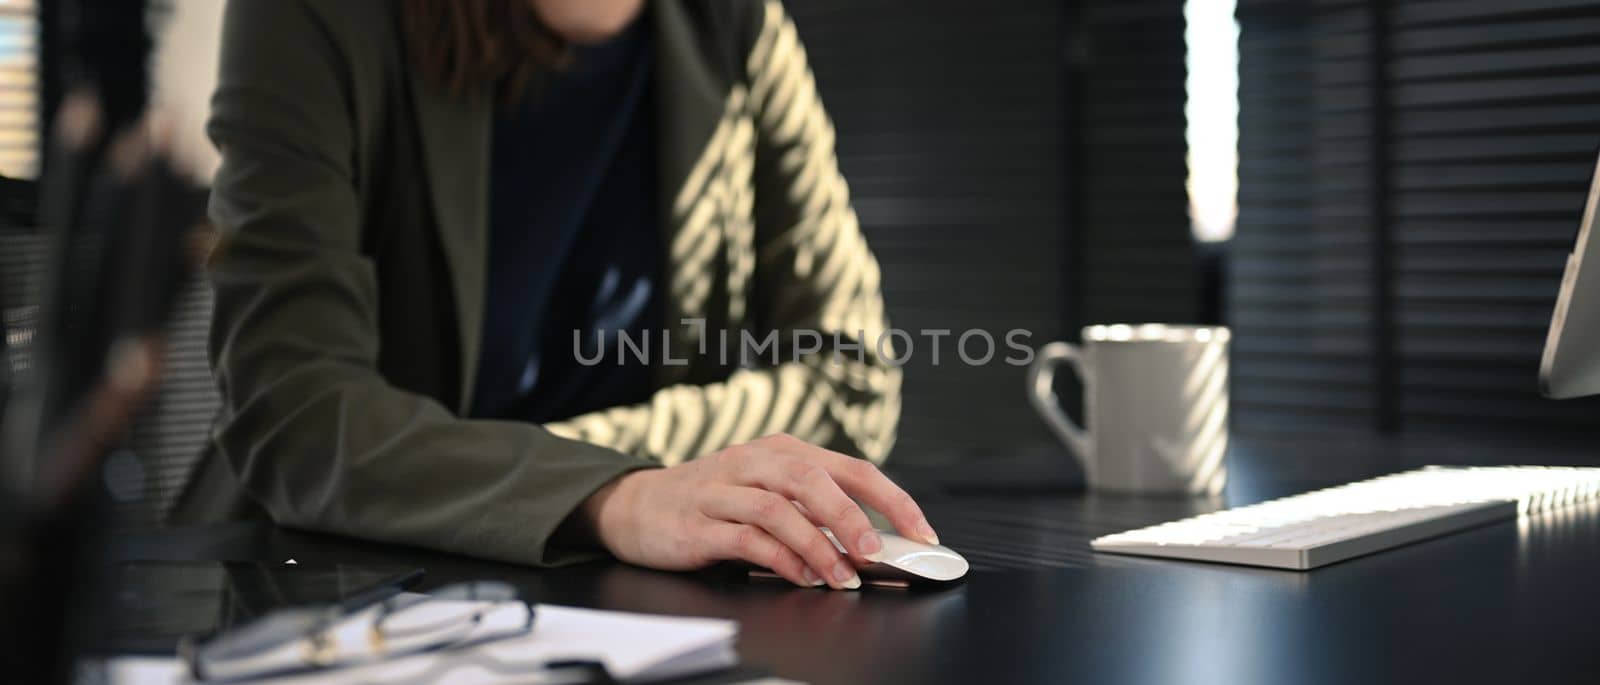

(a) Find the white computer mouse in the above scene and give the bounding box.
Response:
[819,527,969,583]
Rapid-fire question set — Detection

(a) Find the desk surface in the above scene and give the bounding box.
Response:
[110,433,1600,685]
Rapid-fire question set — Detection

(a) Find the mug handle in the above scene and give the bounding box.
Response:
[1027,342,1094,472]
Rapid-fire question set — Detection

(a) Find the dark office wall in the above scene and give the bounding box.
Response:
[788,0,1201,461]
[1070,0,1198,327]
[784,2,1068,461]
[1232,0,1600,438]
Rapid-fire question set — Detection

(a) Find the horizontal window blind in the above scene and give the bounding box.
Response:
[1388,0,1600,431]
[1074,0,1199,326]
[786,0,1066,460]
[1233,0,1377,429]
[0,0,37,179]
[1233,0,1600,437]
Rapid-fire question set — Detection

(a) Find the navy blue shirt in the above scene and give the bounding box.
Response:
[470,20,661,423]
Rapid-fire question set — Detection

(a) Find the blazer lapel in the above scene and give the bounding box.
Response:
[407,74,491,414]
[653,2,732,385]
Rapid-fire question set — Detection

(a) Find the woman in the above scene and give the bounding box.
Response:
[171,0,931,591]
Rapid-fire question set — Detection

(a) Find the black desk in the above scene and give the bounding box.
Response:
[111,433,1600,684]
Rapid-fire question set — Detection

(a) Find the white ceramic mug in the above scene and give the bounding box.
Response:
[1027,324,1230,495]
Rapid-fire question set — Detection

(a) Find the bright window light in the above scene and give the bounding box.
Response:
[1184,0,1239,243]
[0,0,39,179]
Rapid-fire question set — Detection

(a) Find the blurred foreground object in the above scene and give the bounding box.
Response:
[0,86,206,685]
[0,0,208,676]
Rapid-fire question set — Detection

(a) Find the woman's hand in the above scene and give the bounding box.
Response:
[581,433,938,589]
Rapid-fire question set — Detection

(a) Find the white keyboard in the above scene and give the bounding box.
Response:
[1091,466,1600,570]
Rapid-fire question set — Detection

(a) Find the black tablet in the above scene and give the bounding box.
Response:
[96,561,422,656]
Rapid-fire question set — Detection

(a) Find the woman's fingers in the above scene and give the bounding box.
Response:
[731,453,883,562]
[702,520,821,588]
[702,485,860,589]
[758,434,938,545]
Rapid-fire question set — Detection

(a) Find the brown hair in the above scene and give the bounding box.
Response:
[402,0,569,103]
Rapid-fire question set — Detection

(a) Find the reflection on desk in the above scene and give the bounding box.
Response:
[107,433,1600,684]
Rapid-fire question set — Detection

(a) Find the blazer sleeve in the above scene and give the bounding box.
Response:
[205,0,656,566]
[545,0,903,466]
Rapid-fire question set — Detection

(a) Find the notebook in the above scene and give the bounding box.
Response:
[100,600,739,684]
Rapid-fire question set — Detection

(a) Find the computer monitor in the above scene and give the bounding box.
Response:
[1539,152,1600,399]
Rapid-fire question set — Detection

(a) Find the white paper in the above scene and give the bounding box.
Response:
[98,601,738,685]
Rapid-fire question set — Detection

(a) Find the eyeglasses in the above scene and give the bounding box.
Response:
[183,581,535,682]
[369,581,534,658]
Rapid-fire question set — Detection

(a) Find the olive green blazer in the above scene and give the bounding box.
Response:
[170,0,902,566]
